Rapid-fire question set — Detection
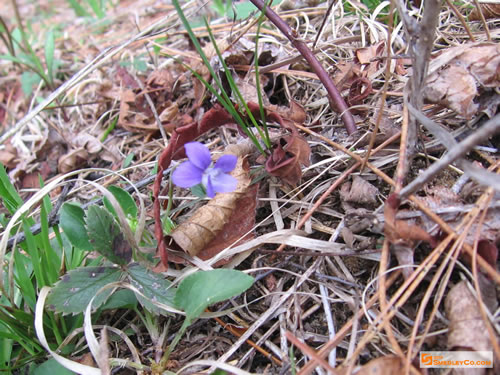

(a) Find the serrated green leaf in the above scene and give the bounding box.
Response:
[99,289,137,310]
[60,203,92,250]
[85,205,131,265]
[127,264,176,314]
[46,266,123,314]
[174,270,254,323]
[103,186,138,219]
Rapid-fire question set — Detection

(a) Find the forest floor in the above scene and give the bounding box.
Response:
[0,0,499,374]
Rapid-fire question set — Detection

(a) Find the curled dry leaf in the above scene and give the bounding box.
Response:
[445,280,495,372]
[340,176,379,208]
[424,43,500,119]
[265,133,310,185]
[469,3,500,20]
[384,194,436,247]
[166,155,254,259]
[337,355,406,375]
[384,194,437,280]
[114,67,177,133]
[58,148,88,174]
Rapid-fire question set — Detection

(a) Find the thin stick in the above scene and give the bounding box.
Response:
[399,110,500,198]
[472,0,491,41]
[445,0,475,41]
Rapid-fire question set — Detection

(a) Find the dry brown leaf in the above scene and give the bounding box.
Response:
[420,186,500,248]
[58,148,88,174]
[384,194,437,279]
[424,43,500,118]
[74,133,102,154]
[384,194,436,247]
[470,3,500,20]
[268,100,307,124]
[340,176,379,208]
[445,280,495,375]
[166,153,254,259]
[337,355,407,375]
[0,147,17,169]
[356,41,385,78]
[265,133,311,185]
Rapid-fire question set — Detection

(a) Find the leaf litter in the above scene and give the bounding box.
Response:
[1,0,500,373]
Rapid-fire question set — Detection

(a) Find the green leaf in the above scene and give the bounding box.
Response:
[133,58,147,72]
[190,184,206,198]
[44,29,55,85]
[174,269,254,323]
[99,289,137,310]
[230,1,259,19]
[0,164,23,214]
[85,205,131,265]
[122,152,135,168]
[46,266,123,314]
[65,0,89,17]
[60,203,92,250]
[21,71,42,96]
[127,264,176,314]
[103,186,138,219]
[33,358,75,375]
[87,0,105,18]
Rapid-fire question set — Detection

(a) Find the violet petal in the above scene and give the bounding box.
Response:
[206,176,216,198]
[211,172,238,194]
[214,154,237,173]
[185,142,211,170]
[172,161,203,188]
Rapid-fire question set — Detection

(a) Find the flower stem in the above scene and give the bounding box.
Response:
[248,0,357,135]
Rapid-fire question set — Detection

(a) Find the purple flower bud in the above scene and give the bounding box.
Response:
[172,142,238,198]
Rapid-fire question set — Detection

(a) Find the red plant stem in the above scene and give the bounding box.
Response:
[249,0,356,135]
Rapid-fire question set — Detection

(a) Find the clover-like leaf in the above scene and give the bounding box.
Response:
[85,205,131,265]
[60,202,92,250]
[46,266,123,314]
[103,185,138,219]
[174,269,254,324]
[127,263,176,314]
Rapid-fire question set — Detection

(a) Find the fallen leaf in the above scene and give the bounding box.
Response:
[337,355,407,375]
[58,148,88,174]
[445,280,495,368]
[384,194,436,247]
[384,194,437,280]
[0,148,17,169]
[265,133,310,185]
[424,43,500,119]
[340,176,379,208]
[470,3,500,20]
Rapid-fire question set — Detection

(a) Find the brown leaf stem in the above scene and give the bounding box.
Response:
[248,0,356,135]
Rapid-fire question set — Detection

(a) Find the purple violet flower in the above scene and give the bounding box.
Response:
[172,142,238,198]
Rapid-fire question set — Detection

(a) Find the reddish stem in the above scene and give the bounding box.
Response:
[249,0,357,135]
